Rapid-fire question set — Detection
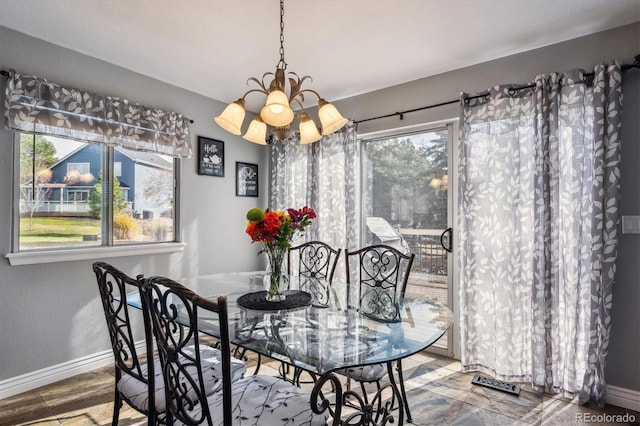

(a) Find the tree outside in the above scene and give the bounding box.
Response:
[88,171,127,219]
[365,130,448,230]
[20,134,58,230]
[143,168,173,209]
[364,130,450,278]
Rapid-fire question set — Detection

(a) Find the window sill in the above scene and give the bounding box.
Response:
[5,242,186,266]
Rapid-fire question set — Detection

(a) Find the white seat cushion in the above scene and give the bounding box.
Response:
[118,345,246,412]
[337,363,387,382]
[178,375,329,426]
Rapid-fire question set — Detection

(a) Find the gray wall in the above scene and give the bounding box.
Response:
[332,23,640,392]
[0,26,267,381]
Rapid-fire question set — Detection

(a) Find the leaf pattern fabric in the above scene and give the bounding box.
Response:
[183,375,328,426]
[4,71,192,158]
[270,122,359,280]
[458,62,622,407]
[118,345,246,412]
[336,363,387,382]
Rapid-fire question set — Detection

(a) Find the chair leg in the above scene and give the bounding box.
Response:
[279,362,291,382]
[374,380,383,419]
[253,353,262,375]
[293,367,302,386]
[237,347,263,375]
[396,359,412,423]
[111,384,122,426]
[359,381,369,405]
[295,368,318,387]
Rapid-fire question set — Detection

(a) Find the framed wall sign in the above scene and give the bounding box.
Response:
[236,162,259,197]
[197,136,224,177]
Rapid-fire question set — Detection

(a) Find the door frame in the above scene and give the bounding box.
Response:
[358,118,459,359]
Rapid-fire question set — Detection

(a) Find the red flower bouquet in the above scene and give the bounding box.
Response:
[245,206,316,301]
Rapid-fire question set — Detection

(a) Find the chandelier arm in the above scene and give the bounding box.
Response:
[295,88,323,101]
[241,88,269,99]
[287,73,314,101]
[292,98,305,110]
[288,72,313,86]
[247,76,270,92]
[262,71,278,89]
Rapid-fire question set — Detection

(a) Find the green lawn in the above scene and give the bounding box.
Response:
[20,216,100,247]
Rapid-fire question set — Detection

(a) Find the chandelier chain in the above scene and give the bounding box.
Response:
[278,0,287,70]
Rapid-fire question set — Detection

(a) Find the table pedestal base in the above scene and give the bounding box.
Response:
[310,362,405,426]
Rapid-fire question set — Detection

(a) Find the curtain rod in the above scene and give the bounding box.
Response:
[353,54,640,125]
[5,54,639,127]
[0,69,195,124]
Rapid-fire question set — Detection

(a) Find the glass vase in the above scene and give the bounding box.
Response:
[263,247,288,302]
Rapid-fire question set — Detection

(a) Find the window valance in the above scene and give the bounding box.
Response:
[4,70,192,158]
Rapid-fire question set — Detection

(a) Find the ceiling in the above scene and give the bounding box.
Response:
[1,0,638,112]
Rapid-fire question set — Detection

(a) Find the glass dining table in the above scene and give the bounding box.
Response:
[131,271,453,425]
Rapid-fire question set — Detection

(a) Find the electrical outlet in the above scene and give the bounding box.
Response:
[621,216,640,234]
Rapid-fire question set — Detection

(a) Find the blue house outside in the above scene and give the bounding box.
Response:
[22,143,171,216]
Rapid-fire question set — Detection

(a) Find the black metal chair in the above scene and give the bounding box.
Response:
[288,240,342,282]
[282,241,342,383]
[142,275,329,425]
[340,244,416,422]
[93,261,161,425]
[233,241,341,381]
[232,240,341,379]
[93,262,246,425]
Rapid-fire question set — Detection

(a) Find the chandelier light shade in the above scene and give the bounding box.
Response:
[242,117,268,145]
[318,99,349,135]
[299,112,322,144]
[213,98,246,135]
[214,0,348,145]
[260,89,294,127]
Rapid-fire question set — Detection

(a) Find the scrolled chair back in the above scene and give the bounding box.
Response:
[288,240,342,282]
[92,261,160,424]
[142,276,234,425]
[93,262,148,380]
[346,244,415,322]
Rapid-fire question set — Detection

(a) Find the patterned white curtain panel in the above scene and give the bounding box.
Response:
[458,62,622,408]
[4,70,192,158]
[269,122,359,280]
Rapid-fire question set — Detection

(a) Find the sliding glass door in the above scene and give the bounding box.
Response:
[362,123,454,355]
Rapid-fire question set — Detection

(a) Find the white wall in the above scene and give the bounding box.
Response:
[0,25,268,381]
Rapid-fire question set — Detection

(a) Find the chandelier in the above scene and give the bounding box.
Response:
[214,0,348,145]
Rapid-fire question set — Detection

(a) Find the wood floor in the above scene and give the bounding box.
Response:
[1,351,637,425]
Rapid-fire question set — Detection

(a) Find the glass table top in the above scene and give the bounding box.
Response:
[132,271,453,376]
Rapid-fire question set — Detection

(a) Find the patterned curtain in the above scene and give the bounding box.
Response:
[270,122,360,277]
[458,62,622,407]
[4,70,192,158]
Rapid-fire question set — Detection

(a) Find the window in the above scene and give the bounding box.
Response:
[67,162,90,176]
[15,134,178,252]
[5,71,190,264]
[67,190,89,202]
[362,128,449,243]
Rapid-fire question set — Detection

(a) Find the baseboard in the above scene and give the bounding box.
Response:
[607,385,640,412]
[2,345,638,412]
[0,341,146,401]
